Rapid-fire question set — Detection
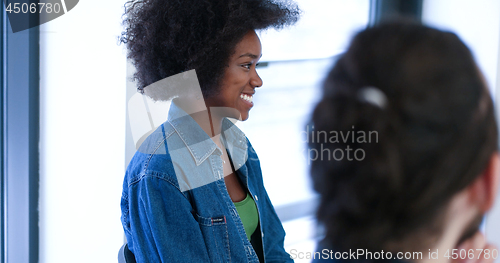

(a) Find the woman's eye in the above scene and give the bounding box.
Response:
[242,63,252,70]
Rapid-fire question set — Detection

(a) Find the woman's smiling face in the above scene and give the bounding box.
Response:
[205,30,263,121]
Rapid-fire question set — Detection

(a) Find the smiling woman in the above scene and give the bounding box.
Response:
[119,0,300,262]
[205,30,263,122]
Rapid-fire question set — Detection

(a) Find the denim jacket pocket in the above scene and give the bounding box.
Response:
[195,213,231,263]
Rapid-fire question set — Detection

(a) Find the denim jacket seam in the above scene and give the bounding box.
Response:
[161,120,176,138]
[142,123,175,172]
[131,171,184,195]
[127,124,175,186]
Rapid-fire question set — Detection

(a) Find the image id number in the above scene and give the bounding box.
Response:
[6,3,62,14]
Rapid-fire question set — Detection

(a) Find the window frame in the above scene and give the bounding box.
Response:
[369,0,423,25]
[1,3,40,263]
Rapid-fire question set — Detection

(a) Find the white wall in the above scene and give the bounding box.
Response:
[39,0,127,262]
[422,0,500,257]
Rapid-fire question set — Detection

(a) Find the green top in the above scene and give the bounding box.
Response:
[233,193,259,240]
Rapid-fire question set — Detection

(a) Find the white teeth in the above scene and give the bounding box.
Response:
[240,94,253,103]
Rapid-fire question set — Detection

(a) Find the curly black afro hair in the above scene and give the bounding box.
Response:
[120,0,300,99]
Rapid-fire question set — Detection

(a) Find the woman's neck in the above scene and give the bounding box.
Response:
[189,108,224,138]
[174,97,225,146]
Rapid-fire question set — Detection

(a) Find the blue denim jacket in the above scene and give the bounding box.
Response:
[121,102,293,262]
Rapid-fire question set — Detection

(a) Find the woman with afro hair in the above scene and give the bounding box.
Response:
[119,0,300,262]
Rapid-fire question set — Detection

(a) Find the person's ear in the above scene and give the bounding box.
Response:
[469,152,500,212]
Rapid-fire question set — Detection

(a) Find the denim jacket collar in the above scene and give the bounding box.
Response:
[167,101,248,168]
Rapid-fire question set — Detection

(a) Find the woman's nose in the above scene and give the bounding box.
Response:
[251,70,263,88]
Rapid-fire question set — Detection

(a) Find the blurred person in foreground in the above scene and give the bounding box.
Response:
[308,21,499,263]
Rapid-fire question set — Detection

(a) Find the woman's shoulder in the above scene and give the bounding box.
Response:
[125,122,180,188]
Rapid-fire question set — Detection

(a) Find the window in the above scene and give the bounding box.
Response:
[246,0,370,211]
[421,0,500,250]
[237,0,371,258]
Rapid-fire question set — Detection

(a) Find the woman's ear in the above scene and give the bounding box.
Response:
[469,152,500,212]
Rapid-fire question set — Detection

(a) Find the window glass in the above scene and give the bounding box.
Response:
[422,0,500,252]
[422,0,500,94]
[260,0,371,61]
[240,0,371,210]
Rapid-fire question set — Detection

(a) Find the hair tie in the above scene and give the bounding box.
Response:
[357,86,388,109]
